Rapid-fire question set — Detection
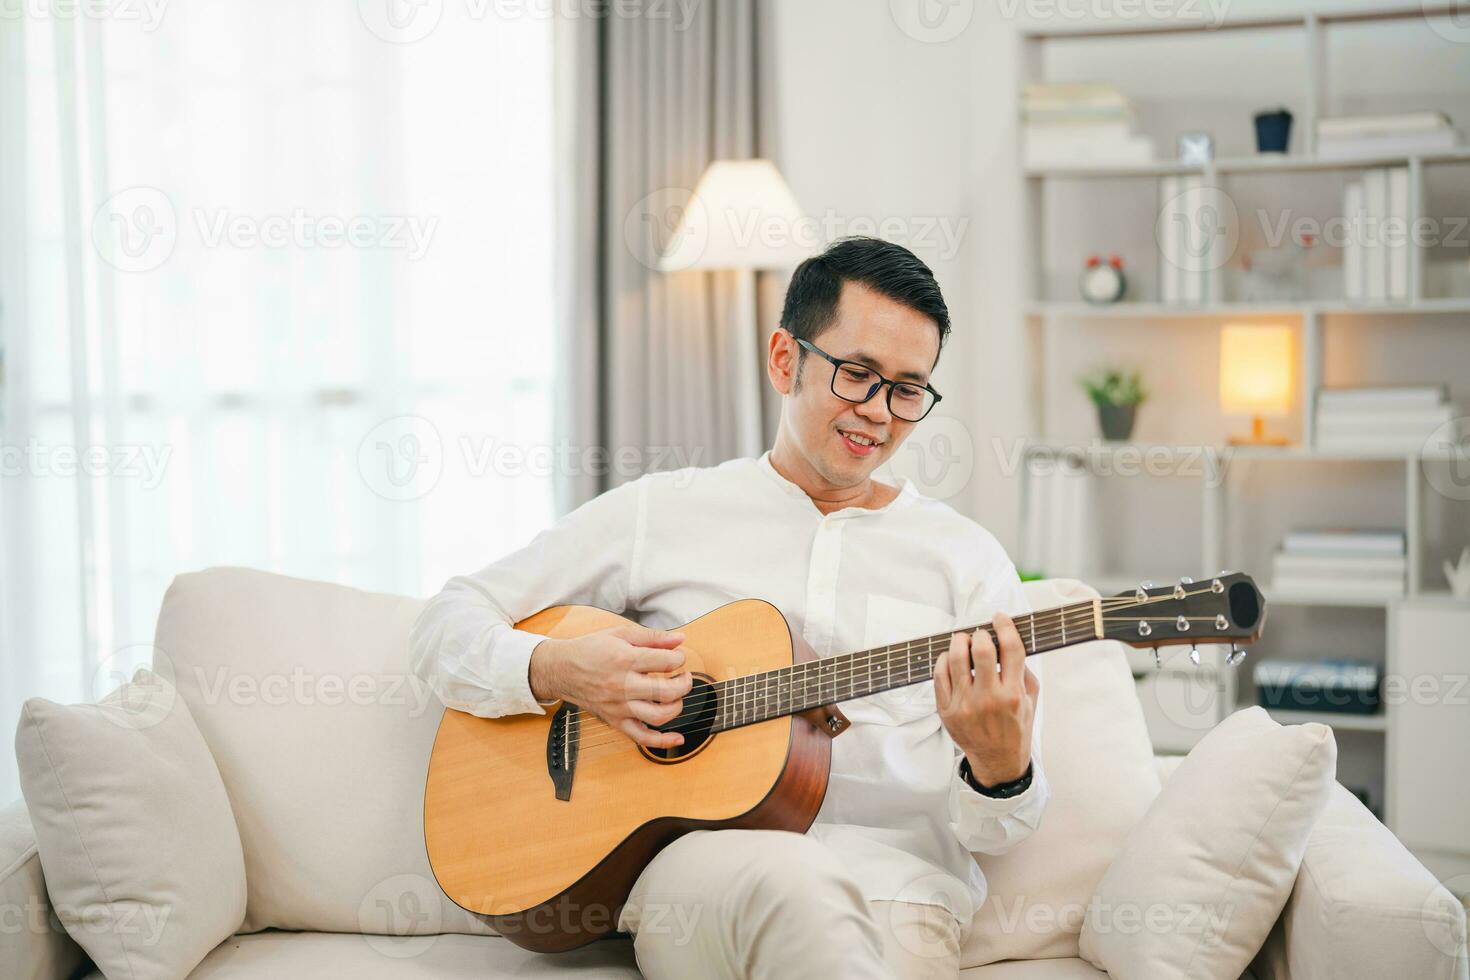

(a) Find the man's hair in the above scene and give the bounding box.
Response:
[779,237,951,386]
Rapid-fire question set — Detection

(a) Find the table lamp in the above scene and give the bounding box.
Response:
[656,159,808,459]
[1219,323,1292,445]
[658,159,810,272]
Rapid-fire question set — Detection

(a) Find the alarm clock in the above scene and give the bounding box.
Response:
[1080,255,1126,305]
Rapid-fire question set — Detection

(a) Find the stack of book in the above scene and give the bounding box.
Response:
[1271,527,1406,600]
[1316,112,1461,159]
[1342,167,1411,303]
[1021,84,1155,168]
[1315,385,1457,453]
[1158,174,1211,304]
[1255,659,1382,716]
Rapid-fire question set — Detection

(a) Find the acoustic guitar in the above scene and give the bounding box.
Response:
[423,573,1265,952]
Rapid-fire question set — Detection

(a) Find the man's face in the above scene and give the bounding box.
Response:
[781,281,941,488]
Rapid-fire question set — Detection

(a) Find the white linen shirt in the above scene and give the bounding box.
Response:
[410,451,1048,922]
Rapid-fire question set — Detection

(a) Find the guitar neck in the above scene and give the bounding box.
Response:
[710,597,1101,733]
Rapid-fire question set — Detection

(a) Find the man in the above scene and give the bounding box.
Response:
[411,237,1047,979]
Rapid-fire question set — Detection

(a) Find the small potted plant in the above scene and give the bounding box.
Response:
[1079,368,1147,441]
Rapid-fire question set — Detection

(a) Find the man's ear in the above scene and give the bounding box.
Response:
[767,327,797,396]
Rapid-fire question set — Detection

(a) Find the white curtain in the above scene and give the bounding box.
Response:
[0,3,558,803]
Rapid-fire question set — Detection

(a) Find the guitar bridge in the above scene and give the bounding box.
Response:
[546,703,579,801]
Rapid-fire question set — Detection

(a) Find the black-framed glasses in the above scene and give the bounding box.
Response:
[792,336,942,423]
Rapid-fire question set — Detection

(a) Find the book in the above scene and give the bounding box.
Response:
[1343,180,1364,301]
[1184,175,1206,304]
[1317,384,1447,407]
[1022,83,1130,112]
[1316,129,1460,160]
[1159,176,1181,304]
[1388,167,1409,302]
[1270,576,1405,599]
[1317,112,1452,138]
[1281,528,1405,555]
[1272,552,1405,577]
[1023,132,1154,166]
[1363,168,1388,302]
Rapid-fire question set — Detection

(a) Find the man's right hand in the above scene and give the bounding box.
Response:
[528,624,691,749]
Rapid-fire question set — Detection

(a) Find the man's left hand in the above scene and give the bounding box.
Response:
[934,612,1038,787]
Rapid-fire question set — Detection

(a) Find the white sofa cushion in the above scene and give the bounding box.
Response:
[962,578,1163,966]
[1080,706,1337,980]
[15,669,246,980]
[153,567,494,938]
[78,931,641,979]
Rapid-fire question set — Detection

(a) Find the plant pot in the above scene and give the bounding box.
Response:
[1097,403,1137,441]
[1254,108,1293,154]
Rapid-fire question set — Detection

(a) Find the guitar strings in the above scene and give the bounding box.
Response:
[502,587,1231,758]
[567,612,1231,756]
[545,586,1235,756]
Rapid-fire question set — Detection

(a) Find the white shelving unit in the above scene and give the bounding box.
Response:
[1016,6,1470,825]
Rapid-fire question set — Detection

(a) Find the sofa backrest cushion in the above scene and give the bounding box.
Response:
[154,567,494,937]
[962,577,1163,967]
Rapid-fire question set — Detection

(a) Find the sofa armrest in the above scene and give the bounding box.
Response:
[1251,783,1468,980]
[0,800,89,980]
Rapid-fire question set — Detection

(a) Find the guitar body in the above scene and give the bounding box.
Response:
[422,598,835,953]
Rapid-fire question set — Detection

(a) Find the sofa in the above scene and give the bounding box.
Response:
[3,567,1466,979]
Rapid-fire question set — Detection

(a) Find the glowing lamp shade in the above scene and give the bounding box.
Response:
[1219,324,1292,444]
[658,159,810,272]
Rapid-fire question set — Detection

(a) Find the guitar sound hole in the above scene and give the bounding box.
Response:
[642,674,717,763]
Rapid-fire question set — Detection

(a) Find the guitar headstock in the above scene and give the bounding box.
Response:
[1102,572,1265,667]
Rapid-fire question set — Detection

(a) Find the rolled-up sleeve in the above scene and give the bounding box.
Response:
[409,477,644,717]
[947,561,1050,855]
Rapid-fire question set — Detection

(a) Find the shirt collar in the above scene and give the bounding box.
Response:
[755,450,918,518]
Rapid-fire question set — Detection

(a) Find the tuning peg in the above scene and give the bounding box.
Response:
[1152,648,1162,669]
[1226,644,1248,666]
[1188,645,1201,666]
[1180,575,1194,585]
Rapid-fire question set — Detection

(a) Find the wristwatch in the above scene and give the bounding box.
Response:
[960,758,1034,800]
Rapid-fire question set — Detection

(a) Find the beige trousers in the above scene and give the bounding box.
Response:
[617,828,963,980]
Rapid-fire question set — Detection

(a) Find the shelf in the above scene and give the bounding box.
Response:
[1258,706,1388,732]
[1021,5,1461,40]
[1024,148,1470,180]
[1023,439,1464,464]
[1026,299,1470,318]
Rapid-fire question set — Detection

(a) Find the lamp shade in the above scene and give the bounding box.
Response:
[1219,324,1292,417]
[658,159,811,272]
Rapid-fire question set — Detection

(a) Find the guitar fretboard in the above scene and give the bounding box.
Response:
[710,597,1100,732]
